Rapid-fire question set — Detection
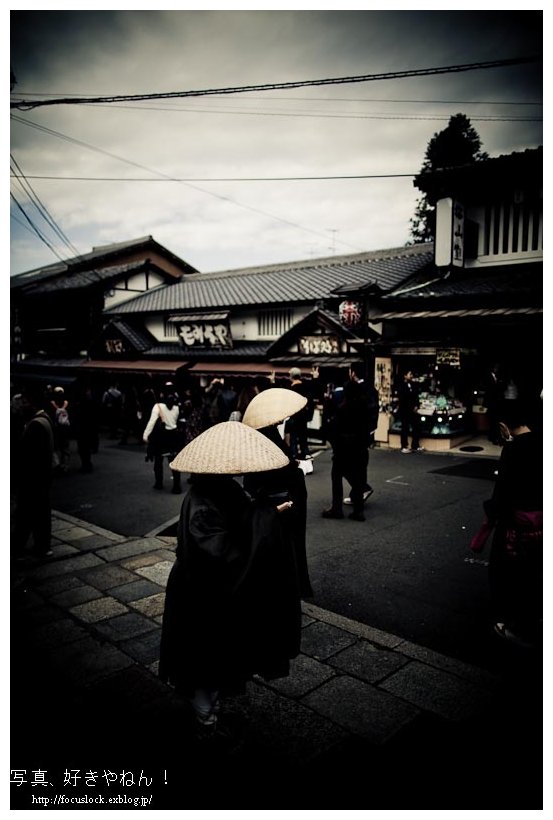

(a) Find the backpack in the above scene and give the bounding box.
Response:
[55,402,70,427]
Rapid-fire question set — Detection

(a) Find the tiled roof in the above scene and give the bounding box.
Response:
[104,244,434,315]
[144,341,271,359]
[109,320,155,352]
[14,261,172,295]
[11,235,196,291]
[383,263,542,302]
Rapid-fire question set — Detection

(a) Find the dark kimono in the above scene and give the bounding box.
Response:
[243,425,313,599]
[159,475,301,695]
[485,431,543,641]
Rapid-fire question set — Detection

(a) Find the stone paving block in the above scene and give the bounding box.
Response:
[19,604,66,628]
[130,592,166,618]
[302,601,404,648]
[302,675,420,745]
[135,561,173,587]
[328,639,410,684]
[109,579,164,603]
[55,525,94,542]
[120,551,175,571]
[379,661,493,721]
[120,630,162,665]
[69,597,129,623]
[27,553,105,579]
[85,664,170,710]
[34,575,85,597]
[28,617,88,648]
[93,612,159,642]
[262,653,337,698]
[76,564,138,590]
[300,621,357,661]
[47,636,135,684]
[51,520,80,534]
[50,584,104,609]
[226,681,349,765]
[395,641,500,690]
[51,543,80,558]
[301,613,316,627]
[69,534,116,551]
[95,537,169,562]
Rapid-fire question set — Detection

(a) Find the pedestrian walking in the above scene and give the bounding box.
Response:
[48,386,72,472]
[102,383,123,439]
[159,421,301,740]
[322,364,375,521]
[143,395,183,492]
[71,383,100,473]
[396,370,423,453]
[284,366,318,460]
[470,399,542,647]
[243,387,314,599]
[12,386,55,559]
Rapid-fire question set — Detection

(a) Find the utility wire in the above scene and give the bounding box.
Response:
[73,102,542,122]
[10,91,544,105]
[11,114,365,253]
[10,173,416,182]
[10,55,540,109]
[10,192,67,262]
[10,154,82,257]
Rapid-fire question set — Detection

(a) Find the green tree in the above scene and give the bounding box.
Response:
[409,113,488,244]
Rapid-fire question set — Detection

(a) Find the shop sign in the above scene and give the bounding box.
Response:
[298,335,340,355]
[436,348,461,367]
[105,338,125,354]
[339,300,363,328]
[178,321,232,349]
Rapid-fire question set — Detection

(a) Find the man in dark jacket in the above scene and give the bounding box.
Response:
[397,370,423,453]
[322,362,377,522]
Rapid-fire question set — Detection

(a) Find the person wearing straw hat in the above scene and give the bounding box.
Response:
[159,421,301,739]
[242,387,314,599]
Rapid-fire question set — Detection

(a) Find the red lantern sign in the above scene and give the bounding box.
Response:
[339,300,362,328]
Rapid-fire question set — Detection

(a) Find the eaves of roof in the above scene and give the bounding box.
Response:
[13,260,177,296]
[104,244,435,315]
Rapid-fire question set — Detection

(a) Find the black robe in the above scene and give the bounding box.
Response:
[159,475,301,695]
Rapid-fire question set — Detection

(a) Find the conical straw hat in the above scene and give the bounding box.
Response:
[169,420,289,474]
[242,387,307,430]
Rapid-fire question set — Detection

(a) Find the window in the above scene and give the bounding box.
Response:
[164,318,179,338]
[257,309,293,337]
[481,198,542,259]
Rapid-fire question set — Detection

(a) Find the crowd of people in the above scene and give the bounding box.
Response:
[10,362,543,744]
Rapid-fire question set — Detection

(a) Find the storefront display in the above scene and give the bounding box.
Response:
[390,391,468,437]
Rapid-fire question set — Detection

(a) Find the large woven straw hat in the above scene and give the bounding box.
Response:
[169,421,289,474]
[242,387,307,430]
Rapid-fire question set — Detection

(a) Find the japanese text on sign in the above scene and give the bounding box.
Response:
[178,322,232,348]
[298,335,340,355]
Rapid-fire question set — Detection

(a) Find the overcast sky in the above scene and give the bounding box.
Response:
[9,7,543,276]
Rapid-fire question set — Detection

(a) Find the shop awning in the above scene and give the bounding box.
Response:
[167,311,229,322]
[186,361,291,377]
[80,359,188,374]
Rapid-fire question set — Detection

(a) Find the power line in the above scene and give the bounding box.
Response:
[10,192,67,262]
[74,102,542,122]
[10,55,540,110]
[10,115,365,253]
[10,173,416,182]
[11,91,544,105]
[10,154,82,256]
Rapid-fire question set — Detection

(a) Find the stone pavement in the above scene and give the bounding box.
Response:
[11,510,541,811]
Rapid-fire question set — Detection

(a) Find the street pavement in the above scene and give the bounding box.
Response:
[10,435,542,811]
